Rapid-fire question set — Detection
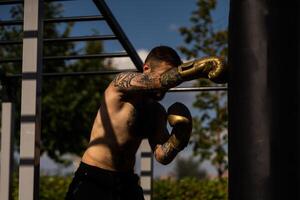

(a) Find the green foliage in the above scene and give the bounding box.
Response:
[12,175,72,200]
[40,176,72,200]
[175,156,207,179]
[178,0,228,177]
[179,0,227,58]
[11,175,227,200]
[153,177,228,200]
[41,38,112,163]
[0,3,113,163]
[192,89,228,177]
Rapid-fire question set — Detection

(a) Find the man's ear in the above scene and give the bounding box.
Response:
[143,64,151,73]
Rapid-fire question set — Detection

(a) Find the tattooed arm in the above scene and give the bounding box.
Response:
[148,103,184,165]
[153,124,191,165]
[113,56,227,94]
[112,68,183,94]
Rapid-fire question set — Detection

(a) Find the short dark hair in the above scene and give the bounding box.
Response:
[145,46,182,68]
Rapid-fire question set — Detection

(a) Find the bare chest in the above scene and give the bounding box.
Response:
[126,103,154,138]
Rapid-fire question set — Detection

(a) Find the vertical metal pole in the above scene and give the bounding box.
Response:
[18,0,43,200]
[0,102,15,200]
[228,1,270,200]
[229,1,300,200]
[140,139,153,200]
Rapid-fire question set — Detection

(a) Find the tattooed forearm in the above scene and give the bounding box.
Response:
[113,72,160,92]
[160,142,178,163]
[113,69,183,94]
[160,68,183,89]
[113,72,137,88]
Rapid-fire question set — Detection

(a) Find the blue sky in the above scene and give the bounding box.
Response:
[0,0,229,54]
[1,0,229,177]
[61,0,229,53]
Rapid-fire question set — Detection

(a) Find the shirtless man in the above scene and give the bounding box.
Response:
[65,46,226,200]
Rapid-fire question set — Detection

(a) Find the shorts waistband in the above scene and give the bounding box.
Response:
[75,162,139,186]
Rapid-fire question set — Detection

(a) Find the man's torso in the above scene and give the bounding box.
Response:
[82,83,165,171]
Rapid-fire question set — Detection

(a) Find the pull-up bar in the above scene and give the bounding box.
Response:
[3,71,228,91]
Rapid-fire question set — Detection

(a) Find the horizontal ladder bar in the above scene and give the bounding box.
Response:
[0,0,23,4]
[0,35,117,45]
[0,15,105,26]
[0,52,129,63]
[169,86,227,92]
[3,72,228,91]
[0,0,73,5]
[44,52,128,61]
[5,69,138,78]
[0,19,22,26]
[44,15,105,23]
[44,35,117,42]
[0,40,21,45]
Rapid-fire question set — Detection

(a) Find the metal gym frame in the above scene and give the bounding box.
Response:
[0,0,227,200]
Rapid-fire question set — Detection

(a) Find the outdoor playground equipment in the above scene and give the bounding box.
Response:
[0,1,226,200]
[1,1,299,200]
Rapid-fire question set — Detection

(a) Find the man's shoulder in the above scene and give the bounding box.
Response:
[103,82,124,103]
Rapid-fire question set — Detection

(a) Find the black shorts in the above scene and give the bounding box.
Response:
[65,162,144,200]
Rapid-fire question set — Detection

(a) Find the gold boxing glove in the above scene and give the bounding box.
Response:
[178,56,227,83]
[167,102,192,151]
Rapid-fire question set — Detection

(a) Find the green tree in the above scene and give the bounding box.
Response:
[178,0,228,178]
[0,3,113,164]
[175,156,207,179]
[153,177,228,200]
[42,37,112,163]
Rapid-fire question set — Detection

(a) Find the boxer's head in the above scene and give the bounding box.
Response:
[143,46,182,101]
[143,46,182,74]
